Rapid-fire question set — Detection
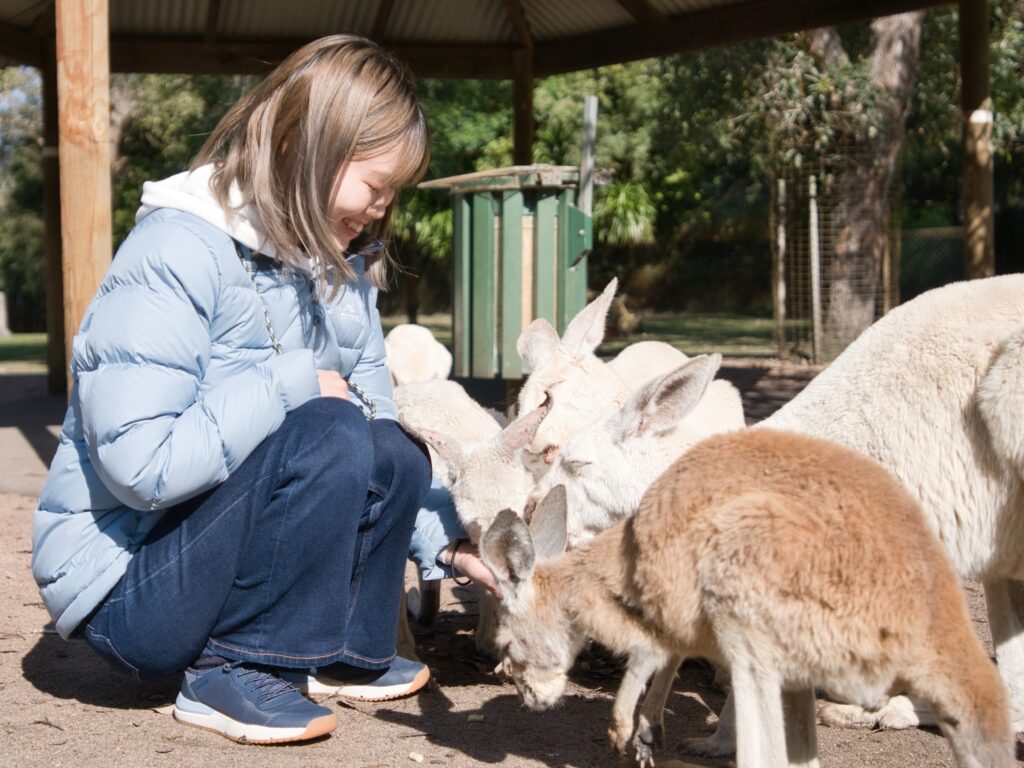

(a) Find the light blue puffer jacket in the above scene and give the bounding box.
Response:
[32,204,405,639]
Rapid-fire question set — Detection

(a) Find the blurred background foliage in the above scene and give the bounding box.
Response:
[0,5,1020,330]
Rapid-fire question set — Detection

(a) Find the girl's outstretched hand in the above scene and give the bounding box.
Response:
[317,369,351,400]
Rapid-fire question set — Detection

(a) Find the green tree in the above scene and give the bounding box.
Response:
[110,73,255,244]
[0,67,44,331]
[387,78,511,318]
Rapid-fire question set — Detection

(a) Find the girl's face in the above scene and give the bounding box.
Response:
[330,143,402,250]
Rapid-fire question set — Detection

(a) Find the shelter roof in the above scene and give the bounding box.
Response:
[0,0,950,79]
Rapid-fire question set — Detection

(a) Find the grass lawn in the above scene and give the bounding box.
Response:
[0,313,787,374]
[384,312,787,359]
[598,312,782,358]
[0,332,47,373]
[382,313,452,349]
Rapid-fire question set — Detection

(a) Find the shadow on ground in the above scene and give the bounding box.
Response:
[22,630,177,710]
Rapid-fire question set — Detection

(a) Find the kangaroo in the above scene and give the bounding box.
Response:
[481,429,1013,768]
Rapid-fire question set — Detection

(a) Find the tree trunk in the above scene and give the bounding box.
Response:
[807,13,925,356]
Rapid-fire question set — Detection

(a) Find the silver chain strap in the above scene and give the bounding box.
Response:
[237,254,283,356]
[235,242,376,420]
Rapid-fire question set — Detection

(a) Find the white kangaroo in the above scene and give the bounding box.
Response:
[516,277,691,475]
[481,429,1014,768]
[402,403,549,656]
[525,353,744,549]
[758,274,1024,735]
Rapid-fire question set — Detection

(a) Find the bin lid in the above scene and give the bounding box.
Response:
[418,164,581,193]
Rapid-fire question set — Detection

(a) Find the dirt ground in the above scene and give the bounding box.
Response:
[2,362,1022,768]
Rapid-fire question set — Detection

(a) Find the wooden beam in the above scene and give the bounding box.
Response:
[513,48,533,164]
[960,0,993,278]
[42,30,65,393]
[109,37,516,78]
[611,0,666,25]
[204,0,222,44]
[0,19,43,67]
[372,0,396,40]
[55,0,112,368]
[501,0,534,48]
[534,0,952,76]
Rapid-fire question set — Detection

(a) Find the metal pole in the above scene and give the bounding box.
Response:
[773,178,787,357]
[809,175,822,364]
[578,94,598,216]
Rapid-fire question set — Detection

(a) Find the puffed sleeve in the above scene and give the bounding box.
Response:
[76,221,320,511]
[408,477,468,580]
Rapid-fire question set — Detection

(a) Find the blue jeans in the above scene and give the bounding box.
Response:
[82,398,431,681]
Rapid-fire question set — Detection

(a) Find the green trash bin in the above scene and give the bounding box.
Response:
[419,164,592,379]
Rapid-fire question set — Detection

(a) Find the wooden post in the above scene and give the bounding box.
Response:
[42,33,66,393]
[960,0,994,278]
[55,0,113,375]
[512,48,534,165]
[578,95,598,215]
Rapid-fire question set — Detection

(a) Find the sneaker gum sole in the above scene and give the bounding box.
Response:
[336,663,431,702]
[172,697,336,744]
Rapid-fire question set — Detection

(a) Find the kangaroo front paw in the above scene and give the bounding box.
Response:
[608,722,632,757]
[632,722,662,767]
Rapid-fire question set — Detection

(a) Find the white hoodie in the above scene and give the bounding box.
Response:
[136,164,323,278]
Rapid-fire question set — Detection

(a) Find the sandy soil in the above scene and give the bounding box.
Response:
[2,362,1022,767]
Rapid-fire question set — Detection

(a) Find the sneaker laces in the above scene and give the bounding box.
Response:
[225,662,301,703]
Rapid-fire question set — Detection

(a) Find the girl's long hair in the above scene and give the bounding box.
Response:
[193,34,429,297]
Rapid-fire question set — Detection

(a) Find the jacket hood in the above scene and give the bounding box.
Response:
[137,163,286,261]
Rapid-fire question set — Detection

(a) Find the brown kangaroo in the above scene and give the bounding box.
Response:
[481,429,1013,768]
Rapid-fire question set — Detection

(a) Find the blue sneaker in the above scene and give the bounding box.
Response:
[172,662,337,744]
[280,656,430,702]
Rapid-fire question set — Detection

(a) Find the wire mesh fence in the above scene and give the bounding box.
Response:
[769,146,902,363]
[900,226,965,301]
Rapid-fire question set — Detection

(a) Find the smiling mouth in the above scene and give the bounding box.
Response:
[342,218,367,236]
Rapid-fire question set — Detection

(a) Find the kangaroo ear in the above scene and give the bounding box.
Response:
[409,428,466,476]
[628,353,723,437]
[481,509,536,606]
[499,400,550,453]
[517,318,561,371]
[559,278,617,359]
[529,485,568,560]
